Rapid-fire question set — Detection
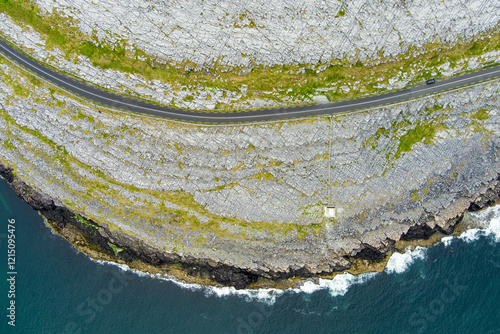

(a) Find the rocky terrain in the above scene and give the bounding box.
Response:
[34,0,498,67]
[0,0,499,109]
[0,56,499,288]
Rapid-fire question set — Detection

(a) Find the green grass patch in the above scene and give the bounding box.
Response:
[107,242,125,256]
[425,104,443,114]
[2,0,500,109]
[72,213,98,234]
[249,171,276,181]
[395,121,447,159]
[206,182,237,192]
[471,108,489,121]
[12,83,29,98]
[411,190,421,201]
[2,139,15,150]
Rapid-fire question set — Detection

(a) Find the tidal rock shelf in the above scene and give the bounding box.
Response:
[1,162,498,289]
[0,57,500,288]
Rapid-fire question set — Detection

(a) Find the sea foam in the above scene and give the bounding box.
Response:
[88,205,500,302]
[291,272,378,297]
[89,258,282,304]
[471,204,500,242]
[385,246,427,274]
[442,204,500,246]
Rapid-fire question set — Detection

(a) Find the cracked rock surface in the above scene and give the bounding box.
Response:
[0,59,499,278]
[0,0,498,110]
[35,0,499,67]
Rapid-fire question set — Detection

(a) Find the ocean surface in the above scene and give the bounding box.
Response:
[0,177,499,334]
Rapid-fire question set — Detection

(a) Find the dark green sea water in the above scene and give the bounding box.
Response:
[0,177,499,334]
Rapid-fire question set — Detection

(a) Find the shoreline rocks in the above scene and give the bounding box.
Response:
[1,54,500,288]
[2,161,498,289]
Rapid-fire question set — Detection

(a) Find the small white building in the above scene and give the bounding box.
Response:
[324,206,336,218]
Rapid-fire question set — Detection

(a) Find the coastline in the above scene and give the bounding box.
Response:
[2,162,498,289]
[1,52,499,290]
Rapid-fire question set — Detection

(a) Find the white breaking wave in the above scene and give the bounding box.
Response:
[89,256,376,303]
[491,213,500,242]
[471,204,500,242]
[441,236,454,247]
[290,272,378,297]
[385,246,428,274]
[88,205,500,302]
[89,258,282,304]
[442,204,500,246]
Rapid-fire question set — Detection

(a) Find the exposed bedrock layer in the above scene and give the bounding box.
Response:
[1,58,500,288]
[1,163,499,289]
[1,0,499,110]
[31,0,500,67]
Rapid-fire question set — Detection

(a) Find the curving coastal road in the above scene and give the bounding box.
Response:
[1,37,499,123]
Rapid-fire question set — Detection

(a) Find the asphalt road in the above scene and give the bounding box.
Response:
[1,37,499,123]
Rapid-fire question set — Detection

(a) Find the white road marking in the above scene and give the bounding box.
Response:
[0,41,499,122]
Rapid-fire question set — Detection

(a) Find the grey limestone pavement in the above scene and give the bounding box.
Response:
[1,0,499,110]
[34,0,499,68]
[0,36,500,123]
[0,55,499,278]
